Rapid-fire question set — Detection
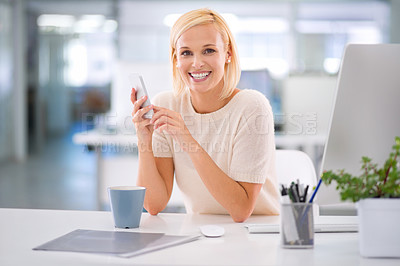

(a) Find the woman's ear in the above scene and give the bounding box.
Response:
[226,54,232,63]
[226,45,232,63]
[173,52,179,68]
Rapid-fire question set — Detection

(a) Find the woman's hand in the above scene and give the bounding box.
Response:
[150,106,195,152]
[131,88,154,145]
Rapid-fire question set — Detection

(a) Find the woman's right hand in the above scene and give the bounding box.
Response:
[131,88,155,145]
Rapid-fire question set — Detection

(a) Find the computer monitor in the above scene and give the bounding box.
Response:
[317,44,400,206]
[237,69,281,114]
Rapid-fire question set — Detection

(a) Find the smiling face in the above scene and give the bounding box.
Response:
[175,23,231,96]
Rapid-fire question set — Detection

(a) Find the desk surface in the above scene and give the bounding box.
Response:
[1,208,398,266]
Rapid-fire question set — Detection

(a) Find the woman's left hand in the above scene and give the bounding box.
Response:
[150,106,195,152]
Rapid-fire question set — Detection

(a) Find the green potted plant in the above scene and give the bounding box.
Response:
[321,136,400,258]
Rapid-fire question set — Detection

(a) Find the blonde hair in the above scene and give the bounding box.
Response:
[169,8,241,100]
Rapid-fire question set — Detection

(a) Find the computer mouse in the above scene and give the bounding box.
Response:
[199,225,225,238]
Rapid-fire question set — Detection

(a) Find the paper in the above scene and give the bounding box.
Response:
[33,229,200,257]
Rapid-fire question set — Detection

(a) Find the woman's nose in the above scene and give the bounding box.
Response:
[192,54,204,69]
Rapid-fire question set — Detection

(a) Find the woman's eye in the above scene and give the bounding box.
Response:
[204,48,216,54]
[181,50,192,56]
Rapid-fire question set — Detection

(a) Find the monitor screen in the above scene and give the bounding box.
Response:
[237,70,281,116]
[317,44,400,205]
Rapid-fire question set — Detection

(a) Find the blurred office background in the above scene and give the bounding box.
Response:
[0,0,399,211]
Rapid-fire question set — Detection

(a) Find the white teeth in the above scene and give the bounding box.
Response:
[191,72,210,79]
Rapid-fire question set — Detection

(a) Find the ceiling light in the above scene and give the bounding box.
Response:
[37,14,75,28]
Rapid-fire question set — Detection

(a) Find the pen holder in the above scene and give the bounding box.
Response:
[280,203,314,249]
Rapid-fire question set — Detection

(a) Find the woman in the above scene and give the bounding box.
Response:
[131,8,279,222]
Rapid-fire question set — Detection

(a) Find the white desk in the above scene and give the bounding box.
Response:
[1,208,398,265]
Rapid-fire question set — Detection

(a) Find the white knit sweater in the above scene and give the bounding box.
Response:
[151,89,280,215]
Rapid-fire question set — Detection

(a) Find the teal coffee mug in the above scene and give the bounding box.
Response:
[108,186,146,229]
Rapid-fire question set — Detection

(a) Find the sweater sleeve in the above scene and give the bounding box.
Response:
[228,96,276,183]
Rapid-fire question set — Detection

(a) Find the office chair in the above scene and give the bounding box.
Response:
[275,149,317,189]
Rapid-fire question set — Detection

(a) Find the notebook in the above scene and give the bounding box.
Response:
[33,229,200,258]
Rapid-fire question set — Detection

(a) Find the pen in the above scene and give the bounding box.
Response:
[298,180,321,227]
[295,183,300,201]
[295,178,301,202]
[303,185,309,203]
[289,183,300,203]
[281,184,287,196]
[308,179,322,203]
[288,187,296,203]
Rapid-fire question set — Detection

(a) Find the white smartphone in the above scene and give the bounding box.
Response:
[129,73,154,119]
